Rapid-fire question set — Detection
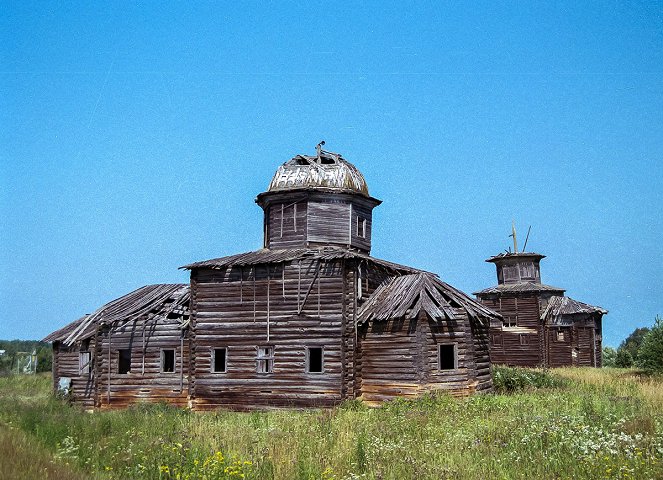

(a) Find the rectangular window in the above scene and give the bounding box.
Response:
[161,349,175,373]
[556,330,565,342]
[356,217,366,238]
[257,346,274,374]
[306,347,324,373]
[503,316,517,328]
[519,334,530,345]
[492,334,503,347]
[438,344,457,370]
[118,349,131,374]
[79,351,91,375]
[212,348,227,373]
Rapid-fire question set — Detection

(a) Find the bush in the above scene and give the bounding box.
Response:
[491,365,567,393]
[602,346,617,367]
[615,347,634,368]
[636,316,663,374]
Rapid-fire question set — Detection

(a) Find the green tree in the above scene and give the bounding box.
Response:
[614,347,633,368]
[602,346,617,367]
[636,316,663,374]
[619,327,650,363]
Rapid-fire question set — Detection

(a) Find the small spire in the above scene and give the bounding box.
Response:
[509,221,518,253]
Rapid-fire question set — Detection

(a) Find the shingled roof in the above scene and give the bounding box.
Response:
[358,272,501,325]
[45,284,190,347]
[541,295,607,325]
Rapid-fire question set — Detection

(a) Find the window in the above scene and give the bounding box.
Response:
[519,334,530,346]
[438,344,457,370]
[356,216,366,238]
[556,330,565,342]
[503,315,517,328]
[118,349,131,374]
[79,351,91,375]
[306,347,324,373]
[520,262,536,279]
[492,334,503,347]
[161,349,175,373]
[257,346,274,374]
[212,348,227,373]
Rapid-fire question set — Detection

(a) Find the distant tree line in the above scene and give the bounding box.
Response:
[603,315,663,373]
[0,340,52,375]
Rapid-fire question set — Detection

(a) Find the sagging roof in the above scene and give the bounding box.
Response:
[474,282,565,296]
[43,315,89,343]
[181,247,423,274]
[265,150,370,197]
[45,284,190,347]
[358,272,502,325]
[541,295,608,325]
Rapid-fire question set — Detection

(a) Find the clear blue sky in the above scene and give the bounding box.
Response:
[1,1,661,347]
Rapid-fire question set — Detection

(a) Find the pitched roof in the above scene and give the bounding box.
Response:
[43,315,90,343]
[358,273,501,325]
[181,247,423,274]
[541,295,607,325]
[45,284,190,346]
[474,282,565,296]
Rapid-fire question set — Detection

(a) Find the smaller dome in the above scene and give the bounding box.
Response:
[267,151,369,196]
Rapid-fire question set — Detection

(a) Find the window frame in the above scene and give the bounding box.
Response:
[160,348,176,374]
[256,346,274,374]
[118,349,131,374]
[305,346,324,374]
[519,334,530,346]
[212,347,227,373]
[79,351,91,375]
[556,330,566,342]
[438,343,458,371]
[356,216,366,238]
[503,315,518,328]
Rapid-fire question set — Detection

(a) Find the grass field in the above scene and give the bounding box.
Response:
[0,368,661,480]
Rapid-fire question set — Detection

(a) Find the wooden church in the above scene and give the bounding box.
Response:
[46,146,500,409]
[475,235,607,368]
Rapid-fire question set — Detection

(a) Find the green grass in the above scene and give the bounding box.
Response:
[0,369,661,479]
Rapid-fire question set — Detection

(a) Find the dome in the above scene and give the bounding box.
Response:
[266,150,369,196]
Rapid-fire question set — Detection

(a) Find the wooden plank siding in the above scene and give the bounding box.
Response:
[266,201,308,249]
[480,295,543,366]
[95,319,189,409]
[307,201,351,246]
[190,259,348,410]
[51,340,96,408]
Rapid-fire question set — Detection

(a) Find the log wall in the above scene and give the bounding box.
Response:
[95,319,189,409]
[52,340,96,408]
[190,259,348,410]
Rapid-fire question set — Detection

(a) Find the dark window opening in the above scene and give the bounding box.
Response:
[307,347,323,373]
[257,346,274,374]
[118,349,131,374]
[161,349,175,373]
[492,334,503,346]
[213,348,227,373]
[356,217,366,238]
[438,344,457,370]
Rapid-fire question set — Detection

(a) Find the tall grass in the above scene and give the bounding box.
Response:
[0,369,661,479]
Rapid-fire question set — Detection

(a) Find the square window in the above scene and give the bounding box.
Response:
[306,347,324,373]
[519,334,530,345]
[257,346,274,374]
[213,348,227,373]
[492,334,503,346]
[503,316,517,328]
[161,349,175,373]
[118,349,131,374]
[438,344,457,370]
[79,351,91,375]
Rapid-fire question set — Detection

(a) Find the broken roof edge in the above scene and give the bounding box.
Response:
[358,272,502,326]
[541,295,608,321]
[54,283,190,347]
[485,252,546,263]
[180,247,425,274]
[255,187,382,207]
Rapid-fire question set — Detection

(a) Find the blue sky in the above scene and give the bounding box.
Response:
[1,1,661,346]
